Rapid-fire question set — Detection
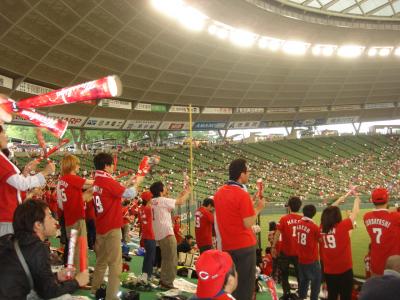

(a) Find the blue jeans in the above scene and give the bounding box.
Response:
[298,261,321,300]
[142,239,156,278]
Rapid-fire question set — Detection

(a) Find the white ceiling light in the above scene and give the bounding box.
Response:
[282,41,310,55]
[379,47,392,57]
[337,45,364,58]
[312,45,322,56]
[258,38,269,49]
[151,0,184,19]
[268,39,282,51]
[368,48,378,57]
[208,24,217,35]
[230,29,257,48]
[216,27,229,39]
[395,47,400,56]
[178,7,207,31]
[322,46,335,56]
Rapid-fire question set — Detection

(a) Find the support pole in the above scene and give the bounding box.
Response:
[188,104,194,235]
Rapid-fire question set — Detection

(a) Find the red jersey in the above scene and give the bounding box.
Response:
[363,209,400,275]
[261,254,273,276]
[214,184,256,251]
[57,174,86,227]
[277,213,302,256]
[364,253,371,278]
[48,191,58,215]
[93,170,126,235]
[138,205,155,240]
[296,217,320,264]
[174,222,183,244]
[320,218,353,274]
[195,206,214,248]
[0,152,22,222]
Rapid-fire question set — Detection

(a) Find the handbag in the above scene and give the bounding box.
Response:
[13,239,43,300]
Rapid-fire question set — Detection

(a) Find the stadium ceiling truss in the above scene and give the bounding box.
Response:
[0,0,400,131]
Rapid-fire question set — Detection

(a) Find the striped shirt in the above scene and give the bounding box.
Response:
[152,196,176,241]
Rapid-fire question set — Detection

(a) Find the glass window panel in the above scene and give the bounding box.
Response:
[307,0,322,8]
[360,0,388,13]
[328,0,356,11]
[392,0,400,13]
[372,5,394,15]
[348,6,363,14]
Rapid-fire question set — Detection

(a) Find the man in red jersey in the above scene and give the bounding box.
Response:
[0,124,55,237]
[57,154,93,271]
[363,188,400,275]
[195,197,214,253]
[272,196,302,298]
[214,158,264,300]
[91,153,143,300]
[138,190,155,284]
[296,204,321,300]
[191,250,238,300]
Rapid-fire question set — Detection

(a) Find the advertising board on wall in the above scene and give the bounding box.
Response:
[123,120,160,130]
[84,118,124,129]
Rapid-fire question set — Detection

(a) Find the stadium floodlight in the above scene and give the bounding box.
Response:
[395,47,400,56]
[337,45,364,58]
[208,24,217,35]
[268,39,282,51]
[258,38,269,49]
[379,47,392,57]
[282,41,310,55]
[229,29,257,48]
[216,27,229,39]
[151,0,184,19]
[368,48,378,57]
[178,6,208,31]
[312,45,322,56]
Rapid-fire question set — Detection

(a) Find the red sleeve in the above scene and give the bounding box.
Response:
[277,215,285,231]
[238,191,255,219]
[0,156,17,183]
[69,175,86,189]
[205,209,214,224]
[108,178,126,198]
[341,218,354,232]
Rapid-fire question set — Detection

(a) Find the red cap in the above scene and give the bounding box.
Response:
[140,191,152,202]
[195,250,233,298]
[371,188,389,204]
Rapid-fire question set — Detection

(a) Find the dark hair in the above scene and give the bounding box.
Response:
[265,247,271,254]
[13,199,48,234]
[269,221,277,231]
[321,206,342,233]
[93,153,113,170]
[303,204,316,219]
[229,158,247,181]
[287,196,302,212]
[202,198,214,207]
[150,181,164,197]
[185,234,193,240]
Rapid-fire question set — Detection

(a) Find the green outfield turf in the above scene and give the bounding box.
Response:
[258,208,371,278]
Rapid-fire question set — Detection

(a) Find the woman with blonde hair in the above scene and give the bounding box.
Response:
[57,154,93,271]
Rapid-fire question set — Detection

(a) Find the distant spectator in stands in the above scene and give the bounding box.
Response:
[359,255,400,300]
[0,199,89,299]
[150,181,190,289]
[195,198,214,254]
[190,250,238,300]
[0,124,55,237]
[214,158,265,300]
[177,234,195,253]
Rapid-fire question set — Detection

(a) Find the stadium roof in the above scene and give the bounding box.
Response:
[1,0,400,131]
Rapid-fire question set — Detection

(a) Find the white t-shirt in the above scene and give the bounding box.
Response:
[152,196,176,241]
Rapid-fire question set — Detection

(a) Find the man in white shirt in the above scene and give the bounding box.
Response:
[150,181,190,289]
